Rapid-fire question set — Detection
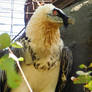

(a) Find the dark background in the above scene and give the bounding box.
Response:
[60,1,92,92]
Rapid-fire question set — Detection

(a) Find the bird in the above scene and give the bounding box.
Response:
[0,4,73,92]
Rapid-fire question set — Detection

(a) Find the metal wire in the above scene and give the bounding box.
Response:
[0,0,25,38]
[12,27,25,41]
[10,0,14,37]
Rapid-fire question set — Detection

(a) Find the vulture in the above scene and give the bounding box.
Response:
[0,4,73,92]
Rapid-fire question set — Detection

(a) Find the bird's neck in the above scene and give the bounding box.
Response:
[43,25,60,47]
[26,21,61,57]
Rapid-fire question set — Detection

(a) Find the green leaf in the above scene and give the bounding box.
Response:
[84,81,92,91]
[0,54,21,88]
[87,81,92,90]
[0,33,11,49]
[7,71,21,88]
[11,42,23,48]
[76,71,92,76]
[76,71,86,75]
[73,75,92,84]
[79,64,87,69]
[0,54,10,70]
[18,57,24,62]
[88,63,92,68]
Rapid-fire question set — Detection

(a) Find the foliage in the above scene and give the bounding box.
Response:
[79,64,87,69]
[0,33,23,88]
[72,63,92,91]
[11,42,23,48]
[0,33,11,49]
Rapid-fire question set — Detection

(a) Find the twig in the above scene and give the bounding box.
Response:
[8,47,33,92]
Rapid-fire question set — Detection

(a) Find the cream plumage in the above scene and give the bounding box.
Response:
[0,4,73,92]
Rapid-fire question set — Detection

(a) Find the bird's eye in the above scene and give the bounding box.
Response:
[53,9,58,16]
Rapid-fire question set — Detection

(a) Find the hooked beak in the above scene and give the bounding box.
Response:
[56,8,75,27]
[63,16,75,27]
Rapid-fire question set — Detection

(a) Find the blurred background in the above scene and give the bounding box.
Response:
[0,0,25,38]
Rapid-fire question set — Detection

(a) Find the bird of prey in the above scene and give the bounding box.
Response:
[0,4,73,92]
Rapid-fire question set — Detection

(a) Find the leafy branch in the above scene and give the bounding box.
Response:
[0,33,33,92]
[71,63,92,91]
[8,48,33,92]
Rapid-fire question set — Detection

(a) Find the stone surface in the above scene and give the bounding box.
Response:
[60,0,92,92]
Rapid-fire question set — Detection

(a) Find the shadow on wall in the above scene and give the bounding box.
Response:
[60,0,92,92]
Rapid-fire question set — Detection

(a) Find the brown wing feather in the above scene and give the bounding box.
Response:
[55,46,73,92]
